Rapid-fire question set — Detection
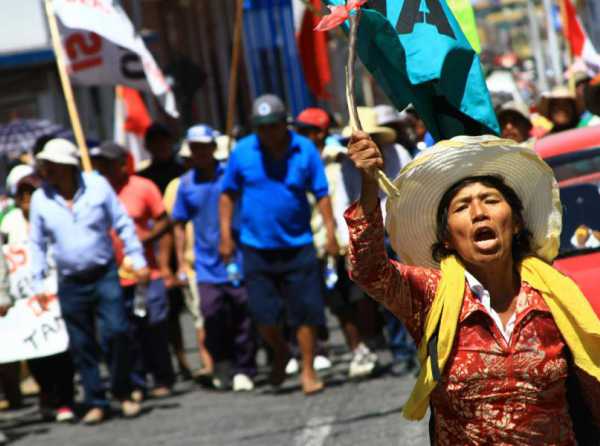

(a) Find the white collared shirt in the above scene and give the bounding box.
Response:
[464,271,517,344]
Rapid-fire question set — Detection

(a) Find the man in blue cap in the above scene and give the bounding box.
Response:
[172,125,256,391]
[220,95,338,395]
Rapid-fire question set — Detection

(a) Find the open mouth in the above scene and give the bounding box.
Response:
[473,227,498,251]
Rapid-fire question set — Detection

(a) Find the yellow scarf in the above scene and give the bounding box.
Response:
[403,255,600,420]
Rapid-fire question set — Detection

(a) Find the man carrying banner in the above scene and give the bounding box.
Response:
[30,139,148,424]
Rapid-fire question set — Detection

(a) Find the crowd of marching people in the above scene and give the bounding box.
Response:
[0,67,599,434]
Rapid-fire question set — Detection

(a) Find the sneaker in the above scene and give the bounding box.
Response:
[82,407,105,425]
[349,344,378,378]
[285,358,299,375]
[121,400,141,418]
[313,355,332,371]
[232,374,254,392]
[55,407,75,423]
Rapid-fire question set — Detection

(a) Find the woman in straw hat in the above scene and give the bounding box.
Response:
[345,131,600,445]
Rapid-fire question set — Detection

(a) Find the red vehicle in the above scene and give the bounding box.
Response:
[535,125,600,317]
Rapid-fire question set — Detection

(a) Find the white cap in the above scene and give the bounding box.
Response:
[6,165,35,196]
[185,125,218,144]
[374,105,402,126]
[36,138,79,166]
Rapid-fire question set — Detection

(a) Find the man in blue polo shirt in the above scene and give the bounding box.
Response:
[172,125,256,392]
[220,95,338,395]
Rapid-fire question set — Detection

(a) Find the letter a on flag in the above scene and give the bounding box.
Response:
[325,0,498,140]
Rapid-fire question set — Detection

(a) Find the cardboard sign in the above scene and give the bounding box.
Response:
[0,296,69,364]
[0,237,68,363]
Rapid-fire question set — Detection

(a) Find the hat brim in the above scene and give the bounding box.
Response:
[385,135,562,268]
[538,94,576,118]
[252,113,287,126]
[36,151,79,166]
[89,148,121,160]
[497,109,533,129]
[341,125,396,145]
[295,121,326,131]
[187,137,216,144]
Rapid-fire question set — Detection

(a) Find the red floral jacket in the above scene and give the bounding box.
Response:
[345,202,600,445]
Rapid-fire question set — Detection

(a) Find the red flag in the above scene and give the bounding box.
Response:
[561,0,585,56]
[297,0,332,99]
[114,86,152,171]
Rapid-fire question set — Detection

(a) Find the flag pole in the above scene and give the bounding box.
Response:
[44,0,92,172]
[346,11,400,197]
[225,0,245,154]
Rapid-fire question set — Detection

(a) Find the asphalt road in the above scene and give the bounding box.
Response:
[2,313,429,446]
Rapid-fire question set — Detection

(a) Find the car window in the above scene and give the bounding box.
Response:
[557,182,600,257]
[546,147,600,182]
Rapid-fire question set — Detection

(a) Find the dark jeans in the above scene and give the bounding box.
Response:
[242,244,326,327]
[59,264,132,409]
[384,310,417,362]
[197,283,256,376]
[28,351,75,409]
[122,279,175,390]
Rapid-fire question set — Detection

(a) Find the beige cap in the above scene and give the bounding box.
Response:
[497,101,532,127]
[538,86,576,118]
[342,107,397,145]
[35,138,79,166]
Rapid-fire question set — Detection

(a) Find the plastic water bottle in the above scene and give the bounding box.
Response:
[133,283,148,318]
[324,256,338,290]
[226,262,241,287]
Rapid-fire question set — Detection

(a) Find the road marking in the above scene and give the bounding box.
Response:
[294,416,335,446]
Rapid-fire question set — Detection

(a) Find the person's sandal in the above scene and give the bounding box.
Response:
[82,407,105,425]
[121,400,141,418]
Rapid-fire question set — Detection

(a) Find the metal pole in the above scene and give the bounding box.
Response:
[542,0,563,86]
[527,0,549,92]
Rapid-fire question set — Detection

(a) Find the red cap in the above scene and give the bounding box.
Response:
[296,108,330,130]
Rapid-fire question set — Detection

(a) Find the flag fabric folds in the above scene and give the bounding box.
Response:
[52,0,178,118]
[114,86,152,170]
[446,0,481,54]
[324,0,499,140]
[294,0,333,99]
[560,0,600,76]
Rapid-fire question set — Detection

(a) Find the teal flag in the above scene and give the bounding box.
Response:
[327,0,499,140]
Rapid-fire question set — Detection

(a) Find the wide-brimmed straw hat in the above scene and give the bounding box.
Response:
[385,135,562,269]
[342,107,396,145]
[538,86,576,118]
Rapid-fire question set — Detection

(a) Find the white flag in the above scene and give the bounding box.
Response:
[53,0,179,118]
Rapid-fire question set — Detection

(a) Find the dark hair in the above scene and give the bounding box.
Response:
[431,175,532,263]
[144,122,172,145]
